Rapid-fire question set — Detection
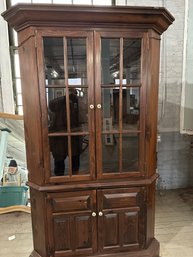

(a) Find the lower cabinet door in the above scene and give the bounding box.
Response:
[46,187,146,256]
[47,190,97,256]
[97,187,146,253]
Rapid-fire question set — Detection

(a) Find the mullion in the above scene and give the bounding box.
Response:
[64,36,72,176]
[119,38,123,173]
[101,84,141,88]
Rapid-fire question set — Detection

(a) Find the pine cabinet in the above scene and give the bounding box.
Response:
[46,187,145,256]
[2,4,174,257]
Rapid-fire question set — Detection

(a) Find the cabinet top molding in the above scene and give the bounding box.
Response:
[2,4,174,34]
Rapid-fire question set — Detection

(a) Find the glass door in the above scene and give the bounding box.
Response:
[95,31,145,178]
[38,31,95,182]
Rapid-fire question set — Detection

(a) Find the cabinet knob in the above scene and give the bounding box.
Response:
[90,104,94,109]
[98,211,103,216]
[97,104,101,109]
[92,212,97,217]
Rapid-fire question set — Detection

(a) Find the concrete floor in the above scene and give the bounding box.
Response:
[0,188,193,257]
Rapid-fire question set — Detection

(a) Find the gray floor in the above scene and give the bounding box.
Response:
[0,188,193,257]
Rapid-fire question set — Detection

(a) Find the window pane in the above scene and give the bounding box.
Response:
[18,106,23,115]
[47,88,67,133]
[32,0,52,3]
[122,87,140,130]
[102,134,119,173]
[43,37,65,86]
[17,94,23,105]
[14,53,20,77]
[53,0,72,3]
[16,79,22,93]
[13,31,18,46]
[49,136,69,176]
[102,88,119,131]
[101,38,120,85]
[11,0,31,3]
[123,39,141,84]
[73,0,91,4]
[122,134,139,171]
[93,0,111,5]
[67,38,87,86]
[71,135,89,175]
[115,0,126,5]
[71,88,88,132]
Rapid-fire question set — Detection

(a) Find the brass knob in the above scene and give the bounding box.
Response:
[97,104,101,109]
[90,104,94,109]
[98,211,103,216]
[92,212,96,217]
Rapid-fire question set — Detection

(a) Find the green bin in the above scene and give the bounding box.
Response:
[0,186,28,207]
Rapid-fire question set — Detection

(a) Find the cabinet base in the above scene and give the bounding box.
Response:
[30,238,159,257]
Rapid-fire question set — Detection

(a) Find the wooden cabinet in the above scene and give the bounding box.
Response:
[46,188,145,256]
[2,4,174,257]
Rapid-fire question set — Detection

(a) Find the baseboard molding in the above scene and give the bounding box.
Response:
[29,238,159,257]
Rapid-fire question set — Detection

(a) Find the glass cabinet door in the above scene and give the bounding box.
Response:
[95,32,145,178]
[39,31,95,181]
[38,30,145,182]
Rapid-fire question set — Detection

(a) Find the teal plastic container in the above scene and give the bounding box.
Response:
[0,186,28,207]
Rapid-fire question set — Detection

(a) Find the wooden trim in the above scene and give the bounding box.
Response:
[0,112,23,120]
[36,31,51,184]
[64,36,72,176]
[87,32,95,180]
[94,31,102,178]
[2,4,174,34]
[28,173,159,192]
[119,38,123,173]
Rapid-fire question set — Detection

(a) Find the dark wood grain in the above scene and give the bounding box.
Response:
[4,4,174,257]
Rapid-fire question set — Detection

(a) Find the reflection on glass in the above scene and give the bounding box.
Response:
[122,134,139,171]
[70,88,88,132]
[43,37,64,86]
[102,88,119,131]
[67,38,87,85]
[47,88,67,133]
[71,135,89,175]
[101,38,120,85]
[49,136,69,176]
[47,88,88,133]
[102,134,119,173]
[122,87,140,130]
[123,39,141,84]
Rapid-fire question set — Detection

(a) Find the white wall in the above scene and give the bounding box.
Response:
[181,0,193,134]
[0,0,15,114]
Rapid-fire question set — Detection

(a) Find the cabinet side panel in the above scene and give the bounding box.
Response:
[30,188,48,256]
[146,31,161,177]
[146,182,157,247]
[18,29,44,185]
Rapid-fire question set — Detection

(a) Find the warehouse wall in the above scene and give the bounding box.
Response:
[118,0,193,189]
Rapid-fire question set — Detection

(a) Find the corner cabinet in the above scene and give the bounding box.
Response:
[2,4,174,257]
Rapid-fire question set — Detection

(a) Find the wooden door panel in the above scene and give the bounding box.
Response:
[74,214,92,250]
[103,213,119,247]
[53,213,94,256]
[53,215,71,251]
[47,190,97,256]
[123,211,139,246]
[98,187,146,253]
[103,192,138,209]
[52,195,91,213]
